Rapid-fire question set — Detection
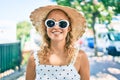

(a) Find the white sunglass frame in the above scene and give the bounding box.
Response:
[45,19,70,28]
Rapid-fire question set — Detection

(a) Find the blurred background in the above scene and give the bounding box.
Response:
[0,0,120,80]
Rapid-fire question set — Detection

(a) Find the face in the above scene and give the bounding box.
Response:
[45,10,70,42]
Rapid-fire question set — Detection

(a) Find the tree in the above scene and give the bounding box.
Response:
[16,21,32,40]
[54,0,116,56]
[16,21,32,49]
[101,0,120,14]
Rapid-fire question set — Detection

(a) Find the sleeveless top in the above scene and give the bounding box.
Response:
[33,50,81,80]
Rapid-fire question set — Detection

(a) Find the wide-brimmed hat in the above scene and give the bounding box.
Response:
[30,5,86,40]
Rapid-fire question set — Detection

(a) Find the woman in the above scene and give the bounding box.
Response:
[26,5,90,80]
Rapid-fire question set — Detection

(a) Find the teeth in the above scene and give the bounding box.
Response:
[52,32,61,34]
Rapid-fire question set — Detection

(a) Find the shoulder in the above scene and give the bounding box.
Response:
[29,51,35,60]
[77,50,89,66]
[26,51,36,80]
[29,50,39,60]
[27,51,36,66]
[74,49,89,65]
[77,50,88,60]
[77,50,90,80]
[74,49,89,72]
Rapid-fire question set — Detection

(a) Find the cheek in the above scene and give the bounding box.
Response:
[65,28,70,34]
[63,29,70,37]
[46,28,50,32]
[46,28,51,36]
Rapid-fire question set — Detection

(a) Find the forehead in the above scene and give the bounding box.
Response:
[46,9,69,20]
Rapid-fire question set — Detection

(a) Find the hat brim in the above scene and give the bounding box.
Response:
[30,5,86,40]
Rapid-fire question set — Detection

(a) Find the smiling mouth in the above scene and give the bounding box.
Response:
[52,31,62,35]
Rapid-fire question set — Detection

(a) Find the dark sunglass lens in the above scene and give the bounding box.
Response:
[46,20,55,27]
[59,21,68,28]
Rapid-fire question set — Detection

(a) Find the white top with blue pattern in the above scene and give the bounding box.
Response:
[33,50,80,80]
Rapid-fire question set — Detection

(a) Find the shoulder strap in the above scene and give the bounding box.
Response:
[70,49,79,65]
[33,51,40,66]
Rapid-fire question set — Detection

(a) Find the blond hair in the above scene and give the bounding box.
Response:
[37,9,77,64]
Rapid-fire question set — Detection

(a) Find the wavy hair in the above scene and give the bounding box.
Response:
[37,9,77,64]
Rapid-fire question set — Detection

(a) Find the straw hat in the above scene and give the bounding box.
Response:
[30,5,86,40]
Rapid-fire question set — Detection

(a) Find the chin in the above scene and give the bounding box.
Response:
[52,38,64,42]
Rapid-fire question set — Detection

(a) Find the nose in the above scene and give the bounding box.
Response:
[53,24,60,29]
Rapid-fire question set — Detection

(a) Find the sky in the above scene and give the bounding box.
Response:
[0,0,56,42]
[0,0,56,25]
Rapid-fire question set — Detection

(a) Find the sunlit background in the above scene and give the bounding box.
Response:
[0,0,120,80]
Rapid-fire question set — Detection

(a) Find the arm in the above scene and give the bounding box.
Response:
[78,50,90,80]
[26,53,36,80]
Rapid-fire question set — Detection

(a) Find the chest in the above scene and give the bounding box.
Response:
[35,64,81,80]
[48,54,80,72]
[48,54,69,65]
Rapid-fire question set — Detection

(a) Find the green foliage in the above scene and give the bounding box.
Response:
[16,21,32,40]
[55,0,119,56]
[56,0,71,6]
[101,0,120,14]
[55,0,117,27]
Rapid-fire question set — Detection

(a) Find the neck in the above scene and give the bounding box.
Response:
[50,40,66,54]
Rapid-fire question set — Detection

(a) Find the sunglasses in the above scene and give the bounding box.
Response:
[45,19,70,28]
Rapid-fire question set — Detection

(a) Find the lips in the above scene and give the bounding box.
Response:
[52,31,62,35]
